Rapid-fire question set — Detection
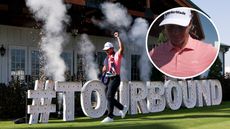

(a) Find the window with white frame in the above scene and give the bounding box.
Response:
[29,51,72,81]
[61,52,72,80]
[61,52,72,73]
[76,54,85,81]
[10,48,26,81]
[97,52,107,76]
[31,50,40,80]
[131,54,140,81]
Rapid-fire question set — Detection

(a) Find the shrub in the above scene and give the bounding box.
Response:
[0,78,27,119]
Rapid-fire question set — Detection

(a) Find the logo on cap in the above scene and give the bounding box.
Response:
[159,8,192,27]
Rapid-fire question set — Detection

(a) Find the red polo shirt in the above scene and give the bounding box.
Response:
[150,36,217,78]
[105,51,122,75]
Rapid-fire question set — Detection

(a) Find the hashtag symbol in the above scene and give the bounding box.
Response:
[27,80,56,124]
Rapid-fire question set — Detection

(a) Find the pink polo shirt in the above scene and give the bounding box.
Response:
[108,51,122,75]
[150,36,217,77]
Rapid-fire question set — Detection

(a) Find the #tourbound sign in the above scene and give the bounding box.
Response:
[27,79,222,124]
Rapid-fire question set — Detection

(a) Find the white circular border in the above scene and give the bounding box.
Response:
[145,7,220,79]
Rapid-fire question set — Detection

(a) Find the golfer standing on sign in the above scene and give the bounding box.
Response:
[101,32,127,123]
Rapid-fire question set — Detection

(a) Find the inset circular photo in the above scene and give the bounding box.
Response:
[146,7,220,79]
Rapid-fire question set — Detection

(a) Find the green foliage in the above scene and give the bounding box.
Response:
[220,78,230,101]
[0,78,27,119]
[150,66,164,81]
[208,56,222,79]
[157,32,167,44]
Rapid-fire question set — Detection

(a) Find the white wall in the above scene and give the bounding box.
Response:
[0,25,227,84]
[0,25,133,83]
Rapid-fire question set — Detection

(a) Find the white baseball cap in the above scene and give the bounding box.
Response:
[103,42,114,50]
[159,8,192,27]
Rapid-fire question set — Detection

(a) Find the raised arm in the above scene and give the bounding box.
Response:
[114,32,124,55]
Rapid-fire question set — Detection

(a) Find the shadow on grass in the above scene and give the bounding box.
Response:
[11,102,230,129]
[138,114,230,121]
[16,123,177,129]
[21,104,230,123]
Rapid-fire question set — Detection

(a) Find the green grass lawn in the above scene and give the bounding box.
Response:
[1,102,230,129]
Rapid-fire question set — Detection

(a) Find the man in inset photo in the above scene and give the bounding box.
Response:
[149,8,218,78]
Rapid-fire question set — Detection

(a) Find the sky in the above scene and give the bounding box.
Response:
[191,0,230,73]
[199,13,218,44]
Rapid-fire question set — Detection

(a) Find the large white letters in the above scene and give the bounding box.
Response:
[196,80,211,107]
[147,81,166,112]
[130,81,148,114]
[28,80,56,124]
[55,82,82,121]
[81,80,107,118]
[27,79,223,124]
[179,80,197,108]
[210,80,222,105]
[165,80,183,110]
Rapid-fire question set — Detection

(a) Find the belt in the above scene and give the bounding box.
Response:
[108,75,120,79]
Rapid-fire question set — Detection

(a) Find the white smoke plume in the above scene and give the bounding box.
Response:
[26,0,69,81]
[96,2,132,29]
[78,34,99,80]
[129,18,152,81]
[95,2,151,81]
[93,2,133,81]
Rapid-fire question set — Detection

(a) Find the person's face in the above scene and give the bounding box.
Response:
[105,48,114,55]
[165,24,191,48]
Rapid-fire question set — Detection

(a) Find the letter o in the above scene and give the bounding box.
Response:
[81,80,107,118]
[165,80,182,110]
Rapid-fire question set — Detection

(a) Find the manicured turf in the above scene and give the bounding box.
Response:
[1,102,230,129]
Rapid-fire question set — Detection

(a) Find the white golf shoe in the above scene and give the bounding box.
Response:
[119,105,128,118]
[101,117,114,123]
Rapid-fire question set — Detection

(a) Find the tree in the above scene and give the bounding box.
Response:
[150,66,164,81]
[157,32,167,44]
[207,56,222,79]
